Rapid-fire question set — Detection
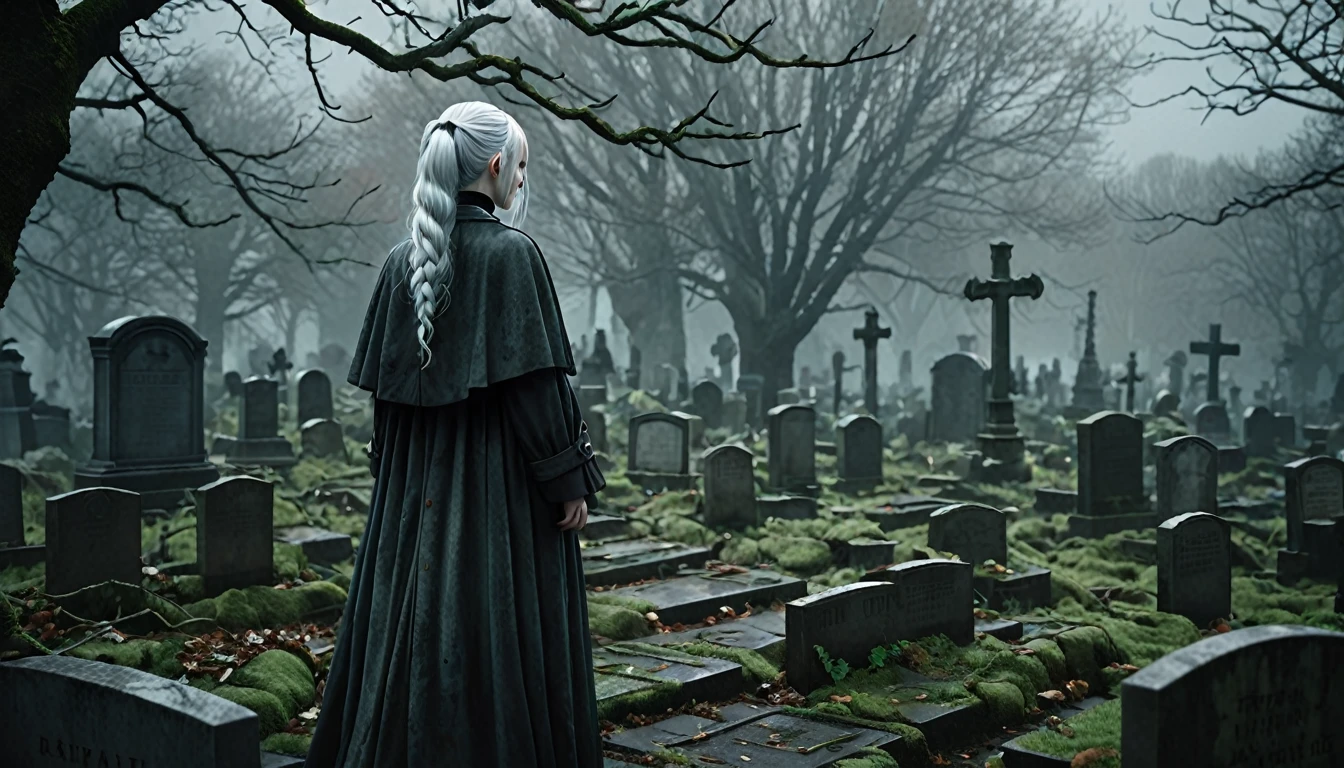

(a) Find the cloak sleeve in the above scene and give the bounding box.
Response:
[347,217,576,407]
[500,368,606,506]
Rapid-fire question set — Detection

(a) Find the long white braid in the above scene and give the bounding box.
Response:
[405,102,527,368]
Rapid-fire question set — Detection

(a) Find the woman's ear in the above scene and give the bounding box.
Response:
[490,153,503,178]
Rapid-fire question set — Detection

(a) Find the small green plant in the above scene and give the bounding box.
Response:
[815,645,851,683]
[866,641,911,671]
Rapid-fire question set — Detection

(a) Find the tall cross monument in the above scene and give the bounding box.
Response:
[1068,291,1106,417]
[1189,324,1240,404]
[964,242,1044,481]
[1116,351,1144,413]
[852,308,891,415]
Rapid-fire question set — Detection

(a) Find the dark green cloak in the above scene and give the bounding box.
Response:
[306,203,604,768]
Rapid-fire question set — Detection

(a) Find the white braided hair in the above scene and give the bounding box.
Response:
[407,101,528,368]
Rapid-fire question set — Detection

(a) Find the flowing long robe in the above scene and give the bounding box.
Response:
[304,199,605,768]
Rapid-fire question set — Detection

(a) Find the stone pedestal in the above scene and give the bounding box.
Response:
[974,565,1053,612]
[223,436,296,467]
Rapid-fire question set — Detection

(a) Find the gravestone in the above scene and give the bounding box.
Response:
[1157,512,1231,627]
[627,412,694,490]
[196,476,274,597]
[1243,405,1276,458]
[45,487,142,595]
[690,380,724,429]
[866,559,975,645]
[30,402,72,453]
[75,315,220,508]
[736,374,765,428]
[927,503,1007,566]
[1193,402,1233,443]
[721,393,747,434]
[1121,625,1344,767]
[775,388,802,406]
[785,582,905,695]
[1278,455,1344,584]
[1274,412,1298,450]
[701,444,757,529]
[223,371,244,398]
[1072,411,1150,537]
[294,368,334,423]
[578,384,607,424]
[1067,290,1106,417]
[0,462,21,547]
[300,418,347,460]
[1150,389,1180,418]
[0,340,37,460]
[1153,435,1218,524]
[835,414,883,493]
[766,404,817,494]
[274,525,353,566]
[928,352,989,443]
[852,308,892,415]
[224,377,296,466]
[585,410,608,454]
[0,655,262,768]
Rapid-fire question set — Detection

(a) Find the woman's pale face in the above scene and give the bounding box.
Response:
[493,136,528,210]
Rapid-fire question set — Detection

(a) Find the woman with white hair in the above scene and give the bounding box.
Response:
[305,101,604,767]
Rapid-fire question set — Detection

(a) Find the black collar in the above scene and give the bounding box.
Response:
[457,190,496,215]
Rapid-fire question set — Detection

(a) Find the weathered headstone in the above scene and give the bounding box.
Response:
[74,316,220,507]
[1157,512,1231,627]
[835,414,883,493]
[45,487,142,595]
[785,582,904,696]
[196,476,274,597]
[1150,389,1180,418]
[1193,402,1233,443]
[736,374,764,428]
[1274,412,1298,450]
[766,404,817,494]
[300,418,347,460]
[1243,405,1276,457]
[1121,625,1344,767]
[721,393,747,434]
[295,368,334,423]
[223,371,244,398]
[1278,455,1344,584]
[1072,411,1149,536]
[627,412,694,489]
[701,444,757,529]
[866,559,975,646]
[577,384,607,423]
[928,352,989,443]
[927,503,1007,567]
[224,377,296,466]
[0,655,262,768]
[0,340,37,460]
[0,463,22,547]
[690,380,724,429]
[1153,435,1219,524]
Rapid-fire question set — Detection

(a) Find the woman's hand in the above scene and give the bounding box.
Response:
[558,497,588,531]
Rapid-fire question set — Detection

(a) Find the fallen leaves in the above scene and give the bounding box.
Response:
[914,693,929,701]
[1065,680,1090,700]
[1038,690,1066,703]
[829,694,853,704]
[1108,662,1139,673]
[1071,747,1119,767]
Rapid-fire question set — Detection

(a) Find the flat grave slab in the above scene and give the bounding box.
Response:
[580,513,634,541]
[885,668,983,747]
[1033,488,1077,515]
[868,494,961,532]
[998,696,1113,768]
[583,539,712,587]
[976,617,1023,642]
[593,643,745,720]
[274,526,353,565]
[0,544,45,570]
[976,565,1053,612]
[600,568,807,626]
[604,703,785,753]
[640,609,788,661]
[611,709,904,767]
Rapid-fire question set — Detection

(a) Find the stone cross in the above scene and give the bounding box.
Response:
[1116,351,1145,413]
[963,244,1042,429]
[1070,290,1105,412]
[625,345,642,390]
[1189,324,1240,404]
[267,347,294,385]
[852,307,891,415]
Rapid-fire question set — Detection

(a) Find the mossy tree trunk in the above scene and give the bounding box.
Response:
[1,0,171,309]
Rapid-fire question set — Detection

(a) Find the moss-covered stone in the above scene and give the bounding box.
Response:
[672,641,779,684]
[1023,639,1066,683]
[586,600,651,641]
[832,748,901,768]
[781,706,928,767]
[1012,698,1120,765]
[719,536,760,565]
[261,733,312,757]
[658,516,717,547]
[228,649,316,718]
[1053,627,1120,690]
[66,638,157,668]
[758,535,833,573]
[209,683,289,737]
[182,581,347,631]
[972,680,1025,725]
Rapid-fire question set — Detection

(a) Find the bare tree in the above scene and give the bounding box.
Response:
[1137,0,1344,226]
[4,0,901,310]
[526,0,1134,400]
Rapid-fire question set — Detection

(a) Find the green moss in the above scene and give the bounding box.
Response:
[1049,575,1104,611]
[1053,627,1121,690]
[673,641,779,684]
[274,543,309,582]
[1023,639,1067,683]
[1013,699,1121,764]
[586,601,651,641]
[149,637,188,677]
[758,535,833,573]
[973,680,1025,724]
[261,733,311,757]
[182,581,347,631]
[845,692,900,721]
[210,684,289,737]
[588,592,658,614]
[832,748,901,768]
[66,638,157,668]
[595,677,681,721]
[719,536,760,565]
[658,516,718,547]
[823,519,885,542]
[229,649,316,718]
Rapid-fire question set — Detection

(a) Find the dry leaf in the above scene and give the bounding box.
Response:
[1071,747,1120,767]
[219,667,233,683]
[829,694,853,703]
[1066,679,1090,700]
[1038,690,1066,703]
[740,756,751,762]
[1058,726,1076,738]
[914,694,928,701]
[692,732,709,741]
[645,612,659,622]
[1013,647,1036,656]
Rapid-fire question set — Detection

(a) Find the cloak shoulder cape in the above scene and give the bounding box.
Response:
[348,206,576,406]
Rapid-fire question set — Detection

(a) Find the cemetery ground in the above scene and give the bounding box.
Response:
[2,391,1342,768]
